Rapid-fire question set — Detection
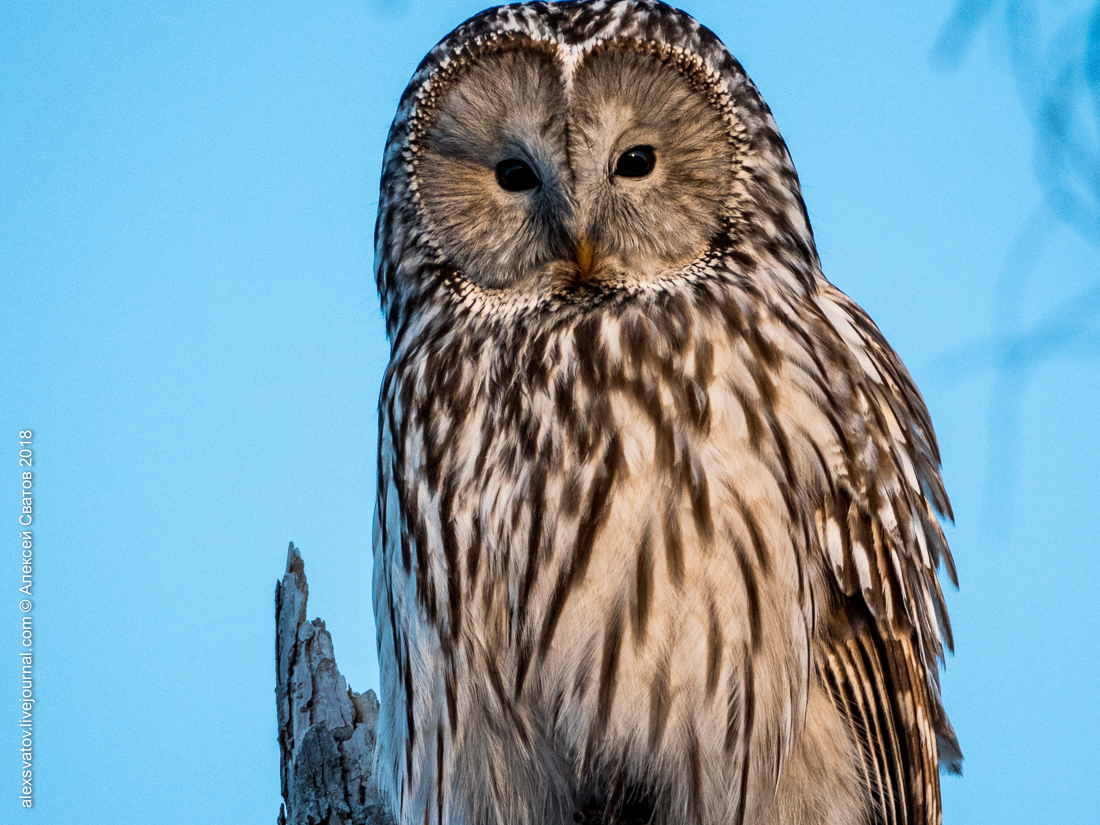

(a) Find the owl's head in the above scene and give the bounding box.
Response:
[376,1,817,330]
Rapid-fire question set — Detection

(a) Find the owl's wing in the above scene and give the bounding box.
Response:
[807,286,962,825]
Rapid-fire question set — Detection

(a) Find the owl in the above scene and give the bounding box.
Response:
[371,3,961,825]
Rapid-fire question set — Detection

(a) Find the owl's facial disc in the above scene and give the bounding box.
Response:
[414,41,573,290]
[412,38,732,293]
[568,44,732,281]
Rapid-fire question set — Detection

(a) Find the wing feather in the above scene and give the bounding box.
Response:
[810,286,962,825]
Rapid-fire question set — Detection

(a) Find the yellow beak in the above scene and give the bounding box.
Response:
[574,235,595,280]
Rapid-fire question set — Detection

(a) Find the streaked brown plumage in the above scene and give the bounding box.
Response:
[371,3,961,825]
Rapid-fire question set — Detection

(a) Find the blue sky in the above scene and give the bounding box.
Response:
[2,1,1097,823]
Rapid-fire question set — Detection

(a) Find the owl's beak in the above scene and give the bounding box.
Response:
[573,235,595,280]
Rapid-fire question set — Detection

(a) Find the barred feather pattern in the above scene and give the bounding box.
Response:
[372,3,961,825]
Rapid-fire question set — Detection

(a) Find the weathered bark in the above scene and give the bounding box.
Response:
[276,542,394,825]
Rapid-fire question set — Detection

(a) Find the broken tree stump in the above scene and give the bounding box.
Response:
[276,542,394,825]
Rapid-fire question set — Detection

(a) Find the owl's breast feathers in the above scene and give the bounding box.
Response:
[375,270,958,825]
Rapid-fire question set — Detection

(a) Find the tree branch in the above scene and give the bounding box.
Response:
[276,542,394,825]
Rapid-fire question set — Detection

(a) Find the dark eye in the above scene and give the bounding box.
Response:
[495,158,540,192]
[614,145,656,178]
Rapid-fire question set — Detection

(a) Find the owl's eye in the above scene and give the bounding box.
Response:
[495,158,540,192]
[614,145,656,178]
